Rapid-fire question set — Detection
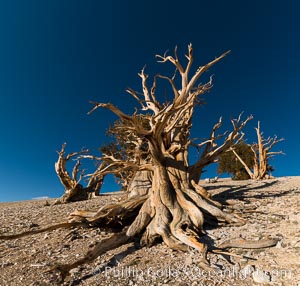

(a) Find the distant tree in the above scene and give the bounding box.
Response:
[230,122,284,180]
[54,143,105,203]
[217,141,254,180]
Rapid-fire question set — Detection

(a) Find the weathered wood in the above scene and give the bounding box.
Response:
[127,170,152,198]
[50,231,132,282]
[54,143,105,203]
[218,238,279,249]
[231,121,284,180]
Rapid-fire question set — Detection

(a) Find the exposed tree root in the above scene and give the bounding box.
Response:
[47,230,132,282]
[0,196,147,240]
[71,195,148,227]
[217,237,279,249]
[0,221,84,240]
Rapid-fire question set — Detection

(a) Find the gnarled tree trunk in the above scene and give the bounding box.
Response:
[127,170,152,198]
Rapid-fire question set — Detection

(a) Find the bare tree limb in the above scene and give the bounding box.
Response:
[230,121,284,179]
[190,114,253,182]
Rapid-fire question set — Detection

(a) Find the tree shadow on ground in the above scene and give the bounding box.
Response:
[207,180,297,202]
[69,241,140,286]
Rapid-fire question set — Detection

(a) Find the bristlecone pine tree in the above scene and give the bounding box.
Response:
[54,142,131,203]
[0,45,279,281]
[230,121,284,180]
[54,143,104,203]
[217,141,254,180]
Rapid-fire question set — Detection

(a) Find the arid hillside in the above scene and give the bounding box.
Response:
[1,177,300,286]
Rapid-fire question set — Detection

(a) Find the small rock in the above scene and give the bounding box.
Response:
[185,256,193,265]
[44,201,50,206]
[252,270,271,283]
[292,240,300,248]
[209,255,218,264]
[259,251,266,257]
[29,223,39,228]
[69,267,79,274]
[1,261,14,267]
[239,258,248,266]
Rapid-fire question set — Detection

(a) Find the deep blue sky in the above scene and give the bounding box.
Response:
[0,1,299,202]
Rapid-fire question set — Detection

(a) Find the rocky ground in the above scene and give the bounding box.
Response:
[0,176,300,286]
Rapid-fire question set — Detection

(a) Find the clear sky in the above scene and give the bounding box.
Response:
[0,0,299,202]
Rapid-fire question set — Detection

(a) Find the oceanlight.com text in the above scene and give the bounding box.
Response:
[104,265,293,280]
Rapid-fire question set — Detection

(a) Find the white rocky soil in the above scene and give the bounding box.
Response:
[1,177,300,286]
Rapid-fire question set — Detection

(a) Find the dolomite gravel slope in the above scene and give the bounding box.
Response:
[0,177,300,286]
